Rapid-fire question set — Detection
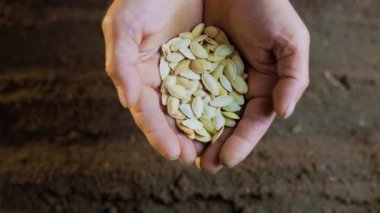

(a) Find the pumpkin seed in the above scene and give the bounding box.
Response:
[182,119,203,130]
[202,73,219,96]
[210,95,233,107]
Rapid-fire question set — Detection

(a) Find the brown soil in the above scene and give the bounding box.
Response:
[0,0,379,212]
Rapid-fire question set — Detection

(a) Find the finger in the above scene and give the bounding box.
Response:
[245,67,278,99]
[165,113,197,165]
[102,6,141,107]
[194,142,206,156]
[177,134,197,165]
[130,87,180,160]
[273,26,310,118]
[199,128,233,174]
[220,98,275,168]
[199,141,224,174]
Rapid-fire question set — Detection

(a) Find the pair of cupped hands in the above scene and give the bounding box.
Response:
[102,0,310,174]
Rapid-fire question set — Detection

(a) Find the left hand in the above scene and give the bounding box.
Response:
[198,0,310,173]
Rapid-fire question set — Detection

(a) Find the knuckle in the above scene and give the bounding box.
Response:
[278,25,310,53]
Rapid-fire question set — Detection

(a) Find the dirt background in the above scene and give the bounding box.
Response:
[0,0,379,212]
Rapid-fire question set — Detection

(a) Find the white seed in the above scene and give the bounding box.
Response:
[171,38,191,51]
[194,89,207,97]
[182,119,203,130]
[210,95,233,107]
[159,56,170,79]
[207,54,225,62]
[176,120,195,139]
[174,59,190,75]
[205,38,218,45]
[169,62,178,69]
[192,23,205,38]
[195,133,211,143]
[203,104,217,118]
[199,116,216,134]
[203,95,211,104]
[204,26,219,38]
[195,127,210,137]
[222,111,240,119]
[232,53,244,75]
[224,118,236,127]
[199,59,214,71]
[190,60,205,74]
[193,34,208,43]
[166,37,182,46]
[165,75,177,86]
[214,44,235,57]
[215,31,230,44]
[190,41,208,59]
[161,44,171,56]
[161,93,169,106]
[167,84,187,99]
[206,44,218,52]
[222,102,241,112]
[220,75,233,92]
[171,111,186,120]
[177,77,192,89]
[167,96,180,115]
[224,59,237,81]
[213,113,225,130]
[179,47,196,60]
[160,82,168,94]
[230,91,245,105]
[231,75,248,94]
[210,62,220,72]
[186,80,199,96]
[181,95,191,104]
[211,126,224,143]
[218,82,228,96]
[179,32,193,40]
[202,73,219,96]
[180,104,195,119]
[211,64,225,79]
[160,24,248,142]
[192,96,203,118]
[180,70,201,80]
[166,52,184,63]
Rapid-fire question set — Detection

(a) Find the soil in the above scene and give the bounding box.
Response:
[0,0,379,212]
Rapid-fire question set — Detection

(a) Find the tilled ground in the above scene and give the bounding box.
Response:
[0,0,379,212]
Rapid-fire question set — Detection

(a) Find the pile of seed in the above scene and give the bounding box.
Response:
[159,23,248,143]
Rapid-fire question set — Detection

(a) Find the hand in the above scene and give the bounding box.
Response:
[198,0,310,173]
[102,0,204,163]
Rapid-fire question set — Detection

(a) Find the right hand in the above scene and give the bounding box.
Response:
[102,0,204,163]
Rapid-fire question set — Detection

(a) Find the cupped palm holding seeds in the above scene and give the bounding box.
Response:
[160,23,248,143]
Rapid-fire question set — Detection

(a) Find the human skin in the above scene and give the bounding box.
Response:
[102,0,310,174]
[102,0,204,164]
[198,0,310,173]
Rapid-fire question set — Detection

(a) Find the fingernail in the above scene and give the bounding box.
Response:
[284,101,296,119]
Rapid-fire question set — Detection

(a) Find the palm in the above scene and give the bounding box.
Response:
[105,0,203,162]
[198,0,309,170]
